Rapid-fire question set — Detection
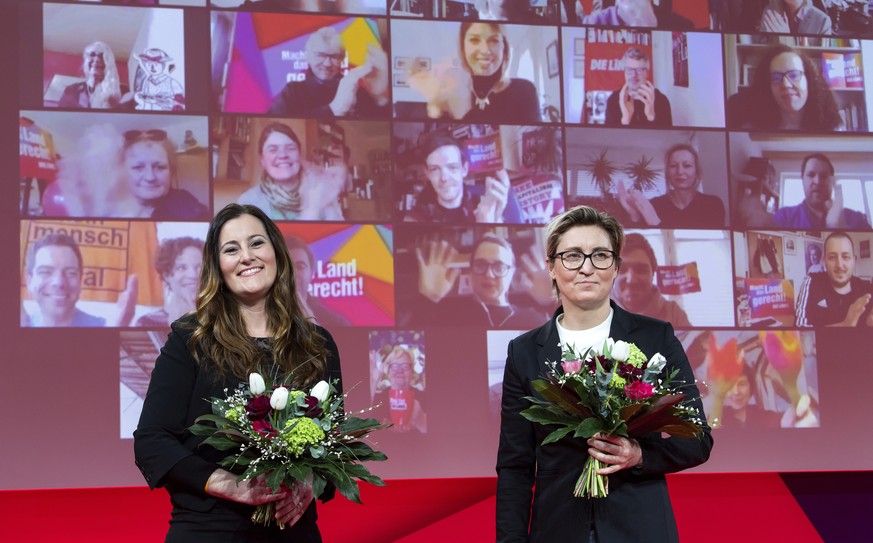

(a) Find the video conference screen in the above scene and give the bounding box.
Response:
[9,0,873,490]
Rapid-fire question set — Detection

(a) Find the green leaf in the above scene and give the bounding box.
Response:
[542,426,575,445]
[266,466,287,492]
[520,405,578,427]
[574,418,604,438]
[312,473,328,499]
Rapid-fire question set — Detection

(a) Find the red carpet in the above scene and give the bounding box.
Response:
[3,475,823,542]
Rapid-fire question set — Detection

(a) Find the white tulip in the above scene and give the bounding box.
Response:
[249,373,266,395]
[648,353,666,373]
[270,387,289,410]
[309,380,330,403]
[611,340,631,362]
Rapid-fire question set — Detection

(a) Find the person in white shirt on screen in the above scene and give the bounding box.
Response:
[795,231,873,327]
[238,123,346,221]
[611,233,691,327]
[22,233,137,328]
[604,47,673,128]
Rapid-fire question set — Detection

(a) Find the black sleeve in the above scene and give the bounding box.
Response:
[133,323,217,493]
[603,91,622,126]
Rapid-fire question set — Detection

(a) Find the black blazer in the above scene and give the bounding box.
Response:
[134,317,342,542]
[496,302,713,543]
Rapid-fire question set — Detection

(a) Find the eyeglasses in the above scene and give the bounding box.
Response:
[770,70,805,85]
[388,363,413,374]
[471,259,512,277]
[314,52,345,64]
[624,67,648,76]
[124,129,168,142]
[551,250,616,271]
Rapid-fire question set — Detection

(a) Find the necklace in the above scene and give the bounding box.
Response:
[473,88,496,110]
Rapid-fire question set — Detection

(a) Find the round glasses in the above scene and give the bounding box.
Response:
[471,259,512,277]
[770,70,805,85]
[551,250,616,271]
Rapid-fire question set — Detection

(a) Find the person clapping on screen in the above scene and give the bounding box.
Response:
[269,26,389,118]
[604,47,672,128]
[22,233,137,327]
[407,23,540,124]
[239,123,346,221]
[758,0,833,35]
[796,231,873,327]
[405,132,521,224]
[134,204,343,540]
[617,144,725,228]
[773,154,871,229]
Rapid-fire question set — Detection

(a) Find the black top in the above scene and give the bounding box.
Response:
[463,78,541,124]
[268,69,389,118]
[604,87,673,128]
[649,192,726,229]
[134,316,342,542]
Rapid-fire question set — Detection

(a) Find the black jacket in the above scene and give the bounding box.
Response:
[496,302,713,542]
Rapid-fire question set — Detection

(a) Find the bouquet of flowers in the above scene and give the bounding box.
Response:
[520,338,705,499]
[189,372,389,527]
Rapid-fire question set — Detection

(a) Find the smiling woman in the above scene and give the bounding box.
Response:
[134,203,344,541]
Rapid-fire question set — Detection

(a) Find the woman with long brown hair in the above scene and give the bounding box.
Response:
[134,203,342,542]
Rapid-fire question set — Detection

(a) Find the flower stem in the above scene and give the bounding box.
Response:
[575,456,609,498]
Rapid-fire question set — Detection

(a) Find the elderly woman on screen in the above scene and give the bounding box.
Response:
[134,203,343,541]
[59,41,125,109]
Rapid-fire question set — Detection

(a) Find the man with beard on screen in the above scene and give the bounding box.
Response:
[612,233,691,327]
[604,46,673,128]
[796,231,873,327]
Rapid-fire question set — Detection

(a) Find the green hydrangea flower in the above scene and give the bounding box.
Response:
[609,344,647,389]
[225,405,246,423]
[283,417,326,456]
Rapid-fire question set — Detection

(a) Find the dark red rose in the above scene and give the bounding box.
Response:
[304,395,323,418]
[252,419,278,438]
[246,395,271,420]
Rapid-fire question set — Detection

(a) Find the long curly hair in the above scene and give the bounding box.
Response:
[82,41,122,109]
[187,203,327,387]
[745,44,841,131]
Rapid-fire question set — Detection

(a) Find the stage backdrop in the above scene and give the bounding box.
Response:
[4,0,873,492]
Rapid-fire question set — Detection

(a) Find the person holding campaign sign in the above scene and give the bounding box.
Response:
[405,22,541,124]
[239,123,346,221]
[612,233,691,327]
[269,26,389,118]
[404,132,522,224]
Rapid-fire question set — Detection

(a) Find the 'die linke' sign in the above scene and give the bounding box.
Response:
[309,258,363,298]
